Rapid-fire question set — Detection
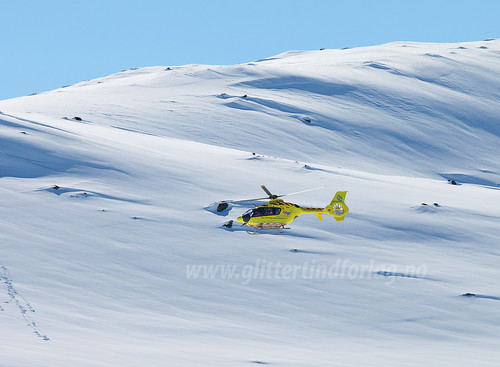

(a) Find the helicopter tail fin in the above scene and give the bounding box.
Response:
[324,191,349,221]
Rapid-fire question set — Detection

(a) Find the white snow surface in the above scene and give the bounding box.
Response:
[0,40,499,366]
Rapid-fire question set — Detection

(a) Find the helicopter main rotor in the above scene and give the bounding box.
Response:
[260,185,279,199]
[216,185,323,212]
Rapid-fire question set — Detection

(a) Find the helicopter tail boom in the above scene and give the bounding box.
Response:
[324,191,349,221]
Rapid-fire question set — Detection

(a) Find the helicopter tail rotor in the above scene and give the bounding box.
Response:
[324,191,349,221]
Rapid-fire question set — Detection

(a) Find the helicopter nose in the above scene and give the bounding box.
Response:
[237,216,243,223]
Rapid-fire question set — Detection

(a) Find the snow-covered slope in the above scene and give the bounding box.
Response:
[0,40,499,366]
[3,39,500,180]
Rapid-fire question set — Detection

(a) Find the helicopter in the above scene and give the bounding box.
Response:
[218,185,349,234]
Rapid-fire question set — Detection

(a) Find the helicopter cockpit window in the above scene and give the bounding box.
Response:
[251,207,281,217]
[251,208,263,217]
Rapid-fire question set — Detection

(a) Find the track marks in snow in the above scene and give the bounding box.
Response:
[0,265,49,341]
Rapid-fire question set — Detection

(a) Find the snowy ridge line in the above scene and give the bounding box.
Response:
[0,264,49,341]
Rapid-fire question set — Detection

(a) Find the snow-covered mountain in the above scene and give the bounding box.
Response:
[0,40,499,366]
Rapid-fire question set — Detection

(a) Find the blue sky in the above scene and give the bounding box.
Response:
[1,0,499,101]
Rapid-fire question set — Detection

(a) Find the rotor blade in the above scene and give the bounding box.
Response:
[277,186,326,197]
[260,185,274,198]
[219,197,270,204]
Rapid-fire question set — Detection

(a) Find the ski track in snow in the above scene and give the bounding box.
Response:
[0,264,49,341]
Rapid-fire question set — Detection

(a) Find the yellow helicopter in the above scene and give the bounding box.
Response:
[218,185,349,234]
